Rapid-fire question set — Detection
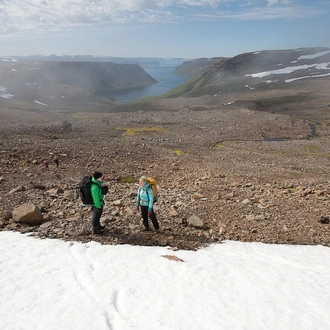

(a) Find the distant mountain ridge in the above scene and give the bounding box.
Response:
[165,47,330,98]
[1,47,329,111]
[4,54,188,67]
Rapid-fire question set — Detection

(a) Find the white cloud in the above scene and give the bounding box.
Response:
[267,0,279,5]
[267,0,292,5]
[0,0,326,33]
[0,0,147,32]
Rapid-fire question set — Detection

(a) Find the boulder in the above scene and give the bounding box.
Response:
[188,214,205,229]
[12,204,43,225]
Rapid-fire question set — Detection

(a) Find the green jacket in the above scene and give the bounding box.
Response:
[91,177,104,209]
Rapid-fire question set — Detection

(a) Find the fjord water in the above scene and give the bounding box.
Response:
[108,65,189,104]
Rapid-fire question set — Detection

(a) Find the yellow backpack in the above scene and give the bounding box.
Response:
[147,177,158,203]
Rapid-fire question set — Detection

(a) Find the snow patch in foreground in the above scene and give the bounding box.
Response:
[0,231,329,330]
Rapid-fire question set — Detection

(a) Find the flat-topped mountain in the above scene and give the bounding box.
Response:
[0,60,157,111]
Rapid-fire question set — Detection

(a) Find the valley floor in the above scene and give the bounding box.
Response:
[1,82,330,249]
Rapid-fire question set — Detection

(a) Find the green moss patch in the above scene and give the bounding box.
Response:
[174,149,183,155]
[303,144,320,151]
[116,127,165,137]
[210,142,225,149]
[255,95,309,108]
[299,144,330,157]
[120,177,135,183]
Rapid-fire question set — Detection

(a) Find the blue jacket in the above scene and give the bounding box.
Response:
[136,182,154,211]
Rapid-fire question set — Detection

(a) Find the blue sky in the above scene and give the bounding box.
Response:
[0,0,329,59]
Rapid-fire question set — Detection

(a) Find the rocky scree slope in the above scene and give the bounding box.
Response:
[1,107,330,250]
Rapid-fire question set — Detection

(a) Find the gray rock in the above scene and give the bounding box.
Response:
[188,214,205,229]
[9,186,26,194]
[12,204,43,225]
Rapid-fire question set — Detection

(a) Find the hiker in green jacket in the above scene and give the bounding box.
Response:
[91,171,105,234]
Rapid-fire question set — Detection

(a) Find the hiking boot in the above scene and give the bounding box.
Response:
[99,225,105,230]
[143,227,150,231]
[93,228,104,235]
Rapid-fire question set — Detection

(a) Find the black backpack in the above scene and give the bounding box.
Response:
[79,176,94,205]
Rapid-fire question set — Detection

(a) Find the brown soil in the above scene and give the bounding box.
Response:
[1,78,330,250]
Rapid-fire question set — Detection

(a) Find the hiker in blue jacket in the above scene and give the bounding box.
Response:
[136,176,159,232]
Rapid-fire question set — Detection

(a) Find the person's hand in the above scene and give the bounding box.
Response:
[136,206,140,211]
[148,210,152,215]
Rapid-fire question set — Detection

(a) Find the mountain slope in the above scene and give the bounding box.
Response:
[173,57,226,78]
[164,47,330,98]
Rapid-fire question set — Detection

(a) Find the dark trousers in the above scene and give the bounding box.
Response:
[141,206,159,230]
[92,206,103,229]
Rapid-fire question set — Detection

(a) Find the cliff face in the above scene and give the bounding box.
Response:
[0,59,157,110]
[41,61,158,93]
